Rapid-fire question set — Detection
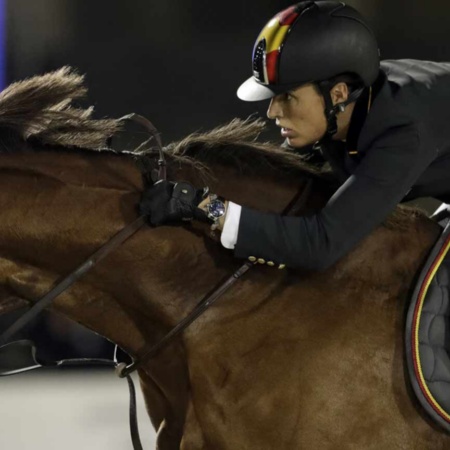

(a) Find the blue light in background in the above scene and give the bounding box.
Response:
[0,0,5,90]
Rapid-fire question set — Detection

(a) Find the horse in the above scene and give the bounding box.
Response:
[0,67,449,450]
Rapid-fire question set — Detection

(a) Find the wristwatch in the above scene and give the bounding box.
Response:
[206,194,226,226]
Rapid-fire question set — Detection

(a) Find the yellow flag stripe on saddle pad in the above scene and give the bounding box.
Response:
[412,233,450,422]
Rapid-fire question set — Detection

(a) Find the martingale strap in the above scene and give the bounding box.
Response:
[405,218,450,433]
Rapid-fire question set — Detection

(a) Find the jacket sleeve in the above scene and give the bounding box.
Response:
[234,126,430,270]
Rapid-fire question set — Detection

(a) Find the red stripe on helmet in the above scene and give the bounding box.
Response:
[266,50,279,84]
[278,6,299,26]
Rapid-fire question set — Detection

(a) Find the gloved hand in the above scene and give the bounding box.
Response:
[139,180,209,226]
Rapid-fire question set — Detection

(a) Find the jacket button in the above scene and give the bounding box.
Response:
[278,264,286,270]
[257,258,266,264]
[248,256,257,262]
[267,261,275,267]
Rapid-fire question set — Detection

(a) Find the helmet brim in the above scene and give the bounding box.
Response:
[237,77,308,102]
[237,77,278,102]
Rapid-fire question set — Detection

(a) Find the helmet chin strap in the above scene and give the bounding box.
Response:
[317,81,364,140]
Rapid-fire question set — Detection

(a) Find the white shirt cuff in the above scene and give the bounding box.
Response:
[220,202,242,249]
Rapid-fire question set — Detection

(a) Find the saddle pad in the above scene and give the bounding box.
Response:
[406,222,450,433]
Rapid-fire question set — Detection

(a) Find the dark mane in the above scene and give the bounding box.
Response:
[0,67,427,229]
[165,117,330,182]
[0,66,330,183]
[0,66,122,151]
[162,119,427,228]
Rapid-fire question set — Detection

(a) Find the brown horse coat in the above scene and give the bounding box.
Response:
[0,68,449,450]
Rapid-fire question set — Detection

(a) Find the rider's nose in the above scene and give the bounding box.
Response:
[267,96,283,120]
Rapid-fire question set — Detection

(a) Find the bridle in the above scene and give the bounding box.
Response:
[0,113,314,450]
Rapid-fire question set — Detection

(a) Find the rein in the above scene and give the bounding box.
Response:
[0,216,146,345]
[116,176,313,378]
[0,114,314,449]
[0,114,165,346]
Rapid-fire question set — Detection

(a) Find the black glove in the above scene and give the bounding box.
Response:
[139,180,209,226]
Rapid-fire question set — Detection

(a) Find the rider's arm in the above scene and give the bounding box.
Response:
[229,125,431,270]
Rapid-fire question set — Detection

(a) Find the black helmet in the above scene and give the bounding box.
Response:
[237,1,380,102]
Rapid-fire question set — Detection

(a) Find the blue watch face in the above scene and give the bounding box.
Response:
[209,200,225,218]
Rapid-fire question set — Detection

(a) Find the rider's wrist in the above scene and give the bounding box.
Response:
[218,201,228,230]
[206,195,227,230]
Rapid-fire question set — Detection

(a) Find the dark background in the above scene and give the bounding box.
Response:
[2,0,450,359]
[8,0,450,144]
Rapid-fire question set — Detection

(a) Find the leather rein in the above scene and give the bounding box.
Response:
[0,113,314,450]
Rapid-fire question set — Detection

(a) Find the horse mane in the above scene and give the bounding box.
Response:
[0,67,427,229]
[164,120,427,229]
[0,66,350,186]
[165,118,327,181]
[0,66,329,180]
[166,123,428,230]
[0,66,122,150]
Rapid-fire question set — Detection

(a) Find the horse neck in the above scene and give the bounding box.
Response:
[171,160,328,216]
[0,143,143,252]
[141,160,328,315]
[0,143,149,350]
[0,142,316,359]
[0,144,312,356]
[171,158,442,312]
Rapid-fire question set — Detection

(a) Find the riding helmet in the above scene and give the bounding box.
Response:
[237,1,380,102]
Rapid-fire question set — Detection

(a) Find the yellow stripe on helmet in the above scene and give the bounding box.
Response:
[257,18,291,53]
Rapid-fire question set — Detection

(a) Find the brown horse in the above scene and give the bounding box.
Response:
[0,67,449,450]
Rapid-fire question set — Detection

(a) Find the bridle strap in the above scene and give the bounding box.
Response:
[118,113,167,182]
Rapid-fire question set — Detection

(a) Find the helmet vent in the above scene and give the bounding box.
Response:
[253,39,267,84]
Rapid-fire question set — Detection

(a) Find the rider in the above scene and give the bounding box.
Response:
[140,1,450,270]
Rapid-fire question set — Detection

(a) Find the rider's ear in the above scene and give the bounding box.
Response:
[330,82,349,105]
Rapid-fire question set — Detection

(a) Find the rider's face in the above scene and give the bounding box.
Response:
[266,83,328,148]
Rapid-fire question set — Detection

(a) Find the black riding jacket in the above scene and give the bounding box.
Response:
[234,59,450,270]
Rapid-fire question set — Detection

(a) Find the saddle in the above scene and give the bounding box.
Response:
[406,214,450,433]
